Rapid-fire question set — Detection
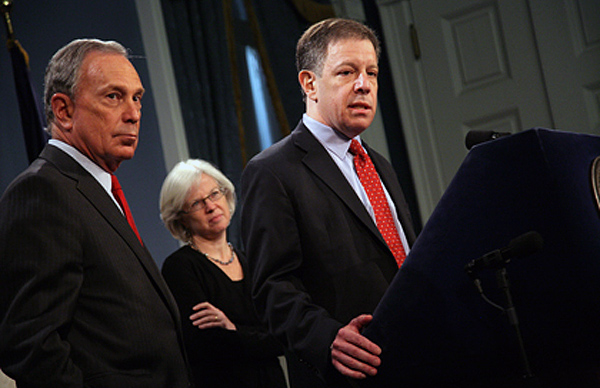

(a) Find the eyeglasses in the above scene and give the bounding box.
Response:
[181,187,226,214]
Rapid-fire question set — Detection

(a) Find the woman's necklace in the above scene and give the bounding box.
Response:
[189,242,235,265]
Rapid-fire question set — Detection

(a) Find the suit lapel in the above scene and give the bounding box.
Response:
[77,174,151,261]
[292,124,386,247]
[40,145,181,322]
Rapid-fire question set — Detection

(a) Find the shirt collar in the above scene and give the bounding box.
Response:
[302,114,362,160]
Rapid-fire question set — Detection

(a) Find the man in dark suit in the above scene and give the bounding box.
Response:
[241,18,417,387]
[0,39,191,388]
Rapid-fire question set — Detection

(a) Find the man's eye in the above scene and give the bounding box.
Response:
[107,93,119,100]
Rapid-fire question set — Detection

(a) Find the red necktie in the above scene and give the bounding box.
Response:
[349,139,406,267]
[111,174,143,244]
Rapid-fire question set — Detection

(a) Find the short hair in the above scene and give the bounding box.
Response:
[296,18,381,76]
[160,159,236,243]
[44,38,129,131]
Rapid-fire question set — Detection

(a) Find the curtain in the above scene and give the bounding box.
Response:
[161,0,245,244]
[161,0,243,176]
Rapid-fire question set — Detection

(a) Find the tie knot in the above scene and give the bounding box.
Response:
[349,139,366,157]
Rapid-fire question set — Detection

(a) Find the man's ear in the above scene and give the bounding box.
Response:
[298,70,318,102]
[50,93,74,130]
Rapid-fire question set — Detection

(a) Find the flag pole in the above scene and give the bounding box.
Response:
[1,0,15,42]
[2,0,48,163]
[2,0,31,67]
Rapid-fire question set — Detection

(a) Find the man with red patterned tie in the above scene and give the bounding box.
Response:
[0,39,191,388]
[241,18,417,388]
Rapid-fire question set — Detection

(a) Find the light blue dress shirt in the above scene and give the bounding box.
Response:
[302,114,410,254]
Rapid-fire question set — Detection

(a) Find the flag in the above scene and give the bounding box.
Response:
[8,38,48,163]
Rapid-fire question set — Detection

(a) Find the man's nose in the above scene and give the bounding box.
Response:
[123,100,141,123]
[354,73,370,93]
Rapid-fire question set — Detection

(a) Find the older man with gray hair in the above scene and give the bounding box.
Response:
[0,39,191,388]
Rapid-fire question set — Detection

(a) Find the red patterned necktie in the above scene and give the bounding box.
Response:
[349,139,406,267]
[111,174,143,245]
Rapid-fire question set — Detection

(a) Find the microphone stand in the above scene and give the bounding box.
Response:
[495,267,538,386]
[467,231,544,386]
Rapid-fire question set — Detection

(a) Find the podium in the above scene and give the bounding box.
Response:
[361,129,600,387]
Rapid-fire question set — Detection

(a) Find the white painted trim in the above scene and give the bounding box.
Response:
[376,0,445,222]
[135,0,189,171]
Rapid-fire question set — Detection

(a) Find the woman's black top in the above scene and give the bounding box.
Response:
[162,246,287,388]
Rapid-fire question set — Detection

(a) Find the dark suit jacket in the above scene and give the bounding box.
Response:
[241,122,416,386]
[0,145,191,388]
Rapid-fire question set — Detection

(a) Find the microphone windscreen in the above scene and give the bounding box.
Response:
[506,231,544,259]
[465,130,511,150]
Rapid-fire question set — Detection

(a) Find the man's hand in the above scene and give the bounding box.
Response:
[330,314,381,379]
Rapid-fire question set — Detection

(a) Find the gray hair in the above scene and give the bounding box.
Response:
[160,159,236,243]
[44,38,129,133]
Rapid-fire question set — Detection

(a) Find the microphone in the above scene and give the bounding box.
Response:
[464,231,543,276]
[465,130,511,150]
